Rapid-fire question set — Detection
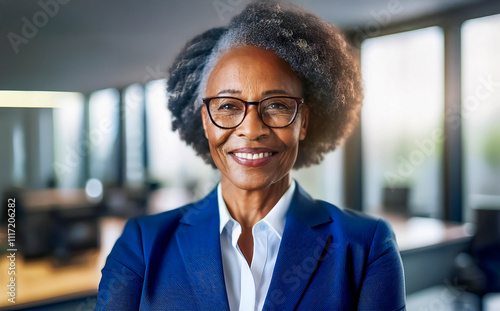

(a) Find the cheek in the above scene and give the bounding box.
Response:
[206,127,232,156]
[285,124,304,147]
[276,127,303,159]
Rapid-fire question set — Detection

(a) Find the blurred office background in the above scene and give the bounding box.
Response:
[0,0,500,310]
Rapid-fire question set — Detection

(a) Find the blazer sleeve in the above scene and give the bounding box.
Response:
[96,219,145,311]
[357,219,406,311]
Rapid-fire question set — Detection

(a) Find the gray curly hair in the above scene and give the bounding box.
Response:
[167,1,362,169]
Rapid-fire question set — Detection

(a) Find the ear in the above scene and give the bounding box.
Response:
[201,105,209,139]
[299,104,309,141]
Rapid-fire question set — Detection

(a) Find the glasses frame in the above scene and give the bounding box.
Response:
[202,95,304,129]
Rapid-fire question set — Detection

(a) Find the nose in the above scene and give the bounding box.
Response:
[235,105,270,140]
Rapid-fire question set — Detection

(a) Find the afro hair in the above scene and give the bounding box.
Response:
[167,1,362,169]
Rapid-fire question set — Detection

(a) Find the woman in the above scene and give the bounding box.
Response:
[97,2,406,310]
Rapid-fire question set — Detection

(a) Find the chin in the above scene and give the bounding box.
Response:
[222,165,289,192]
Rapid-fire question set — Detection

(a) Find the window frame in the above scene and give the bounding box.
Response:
[344,2,500,221]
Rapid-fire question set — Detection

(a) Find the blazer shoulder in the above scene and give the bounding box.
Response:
[135,207,184,228]
[126,201,200,248]
[123,187,219,253]
[134,200,202,232]
[316,200,395,247]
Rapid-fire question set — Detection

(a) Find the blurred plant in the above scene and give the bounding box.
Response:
[482,124,500,170]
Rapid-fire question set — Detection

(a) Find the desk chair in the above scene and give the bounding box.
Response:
[456,208,500,310]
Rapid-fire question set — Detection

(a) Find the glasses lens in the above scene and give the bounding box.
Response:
[261,97,298,127]
[208,98,246,128]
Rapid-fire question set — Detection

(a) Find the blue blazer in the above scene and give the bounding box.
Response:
[96,184,406,310]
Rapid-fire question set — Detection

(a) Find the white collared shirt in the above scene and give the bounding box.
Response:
[218,181,295,311]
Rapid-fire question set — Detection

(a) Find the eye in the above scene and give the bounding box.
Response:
[219,103,240,110]
[210,98,244,112]
[263,99,293,112]
[267,102,290,110]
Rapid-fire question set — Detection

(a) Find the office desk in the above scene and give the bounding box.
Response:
[379,214,474,295]
[0,214,473,309]
[0,218,126,310]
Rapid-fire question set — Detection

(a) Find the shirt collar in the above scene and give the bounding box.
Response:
[218,180,296,239]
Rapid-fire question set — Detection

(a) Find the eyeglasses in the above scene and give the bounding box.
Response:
[203,96,303,129]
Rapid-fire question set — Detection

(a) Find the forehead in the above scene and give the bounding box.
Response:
[206,45,302,96]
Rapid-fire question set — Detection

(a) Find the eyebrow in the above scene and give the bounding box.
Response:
[217,89,240,95]
[216,89,290,96]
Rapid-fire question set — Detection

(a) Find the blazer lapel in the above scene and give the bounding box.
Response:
[263,184,333,311]
[175,188,230,311]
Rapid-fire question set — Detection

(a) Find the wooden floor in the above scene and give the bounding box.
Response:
[0,218,126,309]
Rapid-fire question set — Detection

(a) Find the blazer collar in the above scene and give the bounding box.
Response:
[176,183,333,311]
[263,183,334,311]
[287,182,333,228]
[176,187,230,310]
[178,182,331,226]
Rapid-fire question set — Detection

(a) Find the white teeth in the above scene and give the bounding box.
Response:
[234,152,273,159]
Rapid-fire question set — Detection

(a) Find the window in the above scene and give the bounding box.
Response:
[145,80,219,199]
[52,93,85,188]
[462,14,500,222]
[88,88,120,185]
[291,148,344,207]
[0,91,84,189]
[362,27,444,217]
[124,84,146,187]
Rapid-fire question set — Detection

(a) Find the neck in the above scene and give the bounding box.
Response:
[220,175,291,229]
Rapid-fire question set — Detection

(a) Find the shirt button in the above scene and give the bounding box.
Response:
[260,223,267,230]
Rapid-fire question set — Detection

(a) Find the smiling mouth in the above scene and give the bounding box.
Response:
[233,152,273,160]
[228,149,276,167]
